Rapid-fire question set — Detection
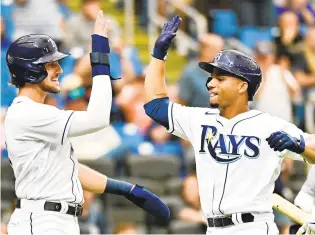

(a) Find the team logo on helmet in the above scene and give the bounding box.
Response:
[213,51,222,63]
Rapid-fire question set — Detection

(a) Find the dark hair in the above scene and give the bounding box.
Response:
[9,76,25,88]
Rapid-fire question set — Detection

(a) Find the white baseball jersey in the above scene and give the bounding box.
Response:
[4,96,83,204]
[301,165,315,197]
[295,165,315,212]
[167,102,309,218]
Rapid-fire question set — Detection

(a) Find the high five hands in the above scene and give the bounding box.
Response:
[152,15,182,60]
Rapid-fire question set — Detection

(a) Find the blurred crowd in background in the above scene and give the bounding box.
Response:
[1,0,315,234]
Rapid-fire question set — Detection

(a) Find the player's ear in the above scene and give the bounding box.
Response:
[239,81,248,95]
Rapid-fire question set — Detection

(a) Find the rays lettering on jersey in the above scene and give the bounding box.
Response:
[199,125,261,164]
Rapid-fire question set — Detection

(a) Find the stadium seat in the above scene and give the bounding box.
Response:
[159,196,185,220]
[127,155,180,180]
[169,220,206,234]
[109,207,145,226]
[238,27,273,49]
[79,158,115,178]
[210,10,239,38]
[164,177,183,195]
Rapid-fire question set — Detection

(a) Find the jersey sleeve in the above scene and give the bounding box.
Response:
[21,105,75,145]
[166,102,196,141]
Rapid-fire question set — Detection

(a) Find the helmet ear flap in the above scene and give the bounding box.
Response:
[205,76,212,90]
[8,62,48,87]
[23,63,48,84]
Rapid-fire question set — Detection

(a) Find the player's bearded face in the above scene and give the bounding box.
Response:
[39,62,63,93]
[207,69,247,108]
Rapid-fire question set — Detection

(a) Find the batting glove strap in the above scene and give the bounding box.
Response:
[125,184,170,219]
[152,48,168,61]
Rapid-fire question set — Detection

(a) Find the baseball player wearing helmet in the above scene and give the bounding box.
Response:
[143,15,315,235]
[4,11,169,235]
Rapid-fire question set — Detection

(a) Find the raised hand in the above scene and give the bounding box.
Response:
[153,15,182,60]
[94,10,109,38]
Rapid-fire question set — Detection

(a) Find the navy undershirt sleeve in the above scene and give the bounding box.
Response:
[143,97,170,129]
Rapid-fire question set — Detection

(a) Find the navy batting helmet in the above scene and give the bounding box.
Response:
[198,49,262,101]
[6,34,69,88]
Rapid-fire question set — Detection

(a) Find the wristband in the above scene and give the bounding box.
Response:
[152,48,168,61]
[104,178,133,196]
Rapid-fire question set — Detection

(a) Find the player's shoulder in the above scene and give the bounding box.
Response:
[257,111,294,130]
[171,102,219,115]
[6,96,62,122]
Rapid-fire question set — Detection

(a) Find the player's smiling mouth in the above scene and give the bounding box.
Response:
[209,92,218,98]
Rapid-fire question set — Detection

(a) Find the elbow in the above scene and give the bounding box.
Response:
[90,114,110,131]
[143,97,170,128]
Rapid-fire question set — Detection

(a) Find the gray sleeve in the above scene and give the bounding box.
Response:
[301,165,315,197]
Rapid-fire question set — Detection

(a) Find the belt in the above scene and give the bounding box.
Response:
[207,213,254,227]
[16,199,83,217]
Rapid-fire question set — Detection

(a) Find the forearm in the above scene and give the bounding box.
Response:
[302,135,315,163]
[79,164,133,194]
[68,76,112,137]
[68,34,112,137]
[79,164,107,194]
[144,57,168,102]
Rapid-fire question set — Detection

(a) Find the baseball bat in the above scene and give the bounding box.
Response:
[272,193,310,225]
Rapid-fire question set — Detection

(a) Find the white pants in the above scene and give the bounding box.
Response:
[206,221,279,235]
[8,209,80,235]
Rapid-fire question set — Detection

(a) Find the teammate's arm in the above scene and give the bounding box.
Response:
[78,164,170,219]
[302,135,315,163]
[143,15,181,129]
[67,11,112,137]
[144,16,181,102]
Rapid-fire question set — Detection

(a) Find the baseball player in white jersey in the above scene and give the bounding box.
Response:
[143,15,315,235]
[294,165,315,234]
[4,11,169,235]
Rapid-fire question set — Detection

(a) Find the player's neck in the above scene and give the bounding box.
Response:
[220,103,249,120]
[18,86,46,104]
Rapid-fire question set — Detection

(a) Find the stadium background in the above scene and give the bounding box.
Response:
[1,0,315,234]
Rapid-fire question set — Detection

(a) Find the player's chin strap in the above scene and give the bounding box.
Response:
[104,178,170,219]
